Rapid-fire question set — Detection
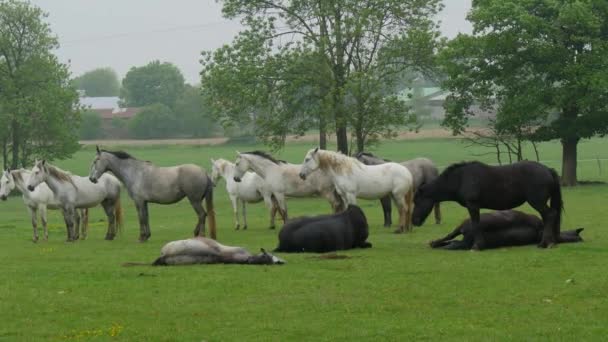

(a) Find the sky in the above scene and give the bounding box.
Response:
[31,0,472,85]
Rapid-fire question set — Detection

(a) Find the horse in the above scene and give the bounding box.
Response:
[88,147,216,242]
[274,205,372,253]
[412,160,563,249]
[210,158,277,229]
[429,210,583,250]
[232,151,343,224]
[355,152,441,227]
[151,236,285,266]
[299,148,415,233]
[1,169,89,242]
[25,160,123,242]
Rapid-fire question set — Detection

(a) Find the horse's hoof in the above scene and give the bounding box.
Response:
[429,240,440,248]
[243,225,247,230]
[105,236,115,241]
[393,229,403,234]
[32,238,38,243]
[383,224,391,228]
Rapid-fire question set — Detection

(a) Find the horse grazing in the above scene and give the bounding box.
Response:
[412,161,563,249]
[152,236,285,266]
[1,169,88,242]
[299,148,414,233]
[210,158,276,229]
[232,151,343,224]
[25,160,123,242]
[274,205,372,253]
[355,152,441,227]
[430,210,583,250]
[89,147,216,242]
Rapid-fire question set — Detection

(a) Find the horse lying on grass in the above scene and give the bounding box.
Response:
[275,205,372,253]
[151,236,285,266]
[430,210,583,250]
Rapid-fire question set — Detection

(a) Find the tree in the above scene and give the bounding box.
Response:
[203,0,442,154]
[440,0,608,186]
[174,85,217,138]
[0,0,81,168]
[120,61,185,109]
[128,103,179,139]
[79,110,103,139]
[72,67,120,97]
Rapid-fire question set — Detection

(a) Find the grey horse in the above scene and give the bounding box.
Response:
[88,147,216,242]
[355,152,441,229]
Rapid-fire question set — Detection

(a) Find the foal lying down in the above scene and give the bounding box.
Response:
[430,210,584,250]
[275,205,372,253]
[152,236,285,266]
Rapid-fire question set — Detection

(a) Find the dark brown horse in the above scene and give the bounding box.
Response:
[412,161,563,249]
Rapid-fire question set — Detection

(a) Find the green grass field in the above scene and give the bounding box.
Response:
[1,137,608,341]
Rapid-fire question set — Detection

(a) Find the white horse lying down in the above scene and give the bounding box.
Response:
[210,158,277,229]
[1,169,88,242]
[153,236,285,266]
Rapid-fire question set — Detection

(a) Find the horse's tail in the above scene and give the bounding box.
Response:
[115,195,124,234]
[205,178,217,240]
[549,168,563,229]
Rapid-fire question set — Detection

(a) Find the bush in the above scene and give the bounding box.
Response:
[128,103,179,139]
[79,110,103,139]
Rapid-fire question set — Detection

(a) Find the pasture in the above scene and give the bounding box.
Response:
[1,137,608,341]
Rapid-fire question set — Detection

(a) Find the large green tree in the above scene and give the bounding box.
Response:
[174,85,217,138]
[120,61,185,109]
[440,0,608,186]
[203,0,442,153]
[72,67,120,97]
[0,0,80,168]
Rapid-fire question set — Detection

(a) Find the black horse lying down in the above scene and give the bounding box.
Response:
[275,205,372,253]
[430,210,583,250]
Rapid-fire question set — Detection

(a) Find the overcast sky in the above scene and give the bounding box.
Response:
[31,0,472,85]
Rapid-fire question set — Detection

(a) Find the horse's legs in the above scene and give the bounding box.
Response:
[241,200,248,230]
[434,203,442,224]
[80,209,89,240]
[40,205,48,241]
[27,206,39,242]
[430,226,463,248]
[274,193,288,223]
[73,209,81,240]
[62,206,76,242]
[230,195,240,230]
[265,194,276,229]
[189,198,208,237]
[101,200,117,240]
[466,205,484,250]
[529,201,557,248]
[391,194,407,234]
[380,196,392,228]
[135,201,150,242]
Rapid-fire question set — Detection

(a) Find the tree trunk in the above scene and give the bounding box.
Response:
[561,138,578,186]
[11,120,19,170]
[2,137,7,169]
[319,114,327,149]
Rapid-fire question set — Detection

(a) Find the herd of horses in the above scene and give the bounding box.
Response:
[0,145,582,266]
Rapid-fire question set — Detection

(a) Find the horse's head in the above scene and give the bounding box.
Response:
[89,146,110,183]
[354,151,384,165]
[0,169,15,200]
[299,147,320,180]
[248,248,285,265]
[26,160,47,192]
[412,183,434,226]
[233,152,249,183]
[559,228,584,243]
[209,158,223,185]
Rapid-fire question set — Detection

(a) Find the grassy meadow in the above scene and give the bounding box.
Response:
[1,137,608,341]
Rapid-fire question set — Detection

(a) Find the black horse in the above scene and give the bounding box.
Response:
[412,161,563,249]
[429,210,583,250]
[274,205,372,253]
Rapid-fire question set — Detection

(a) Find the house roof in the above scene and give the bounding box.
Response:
[95,108,141,119]
[80,96,121,110]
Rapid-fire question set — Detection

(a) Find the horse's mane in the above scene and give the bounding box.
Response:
[102,150,135,160]
[317,150,361,174]
[242,151,285,165]
[441,161,483,175]
[10,169,25,183]
[46,164,75,184]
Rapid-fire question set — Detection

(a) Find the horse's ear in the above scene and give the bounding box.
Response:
[576,228,584,234]
[313,147,319,153]
[210,158,215,164]
[96,145,101,154]
[260,248,267,254]
[236,150,241,155]
[41,159,46,166]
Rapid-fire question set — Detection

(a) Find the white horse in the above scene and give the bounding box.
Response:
[0,169,88,242]
[26,160,123,242]
[232,151,343,223]
[210,158,277,229]
[299,148,415,233]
